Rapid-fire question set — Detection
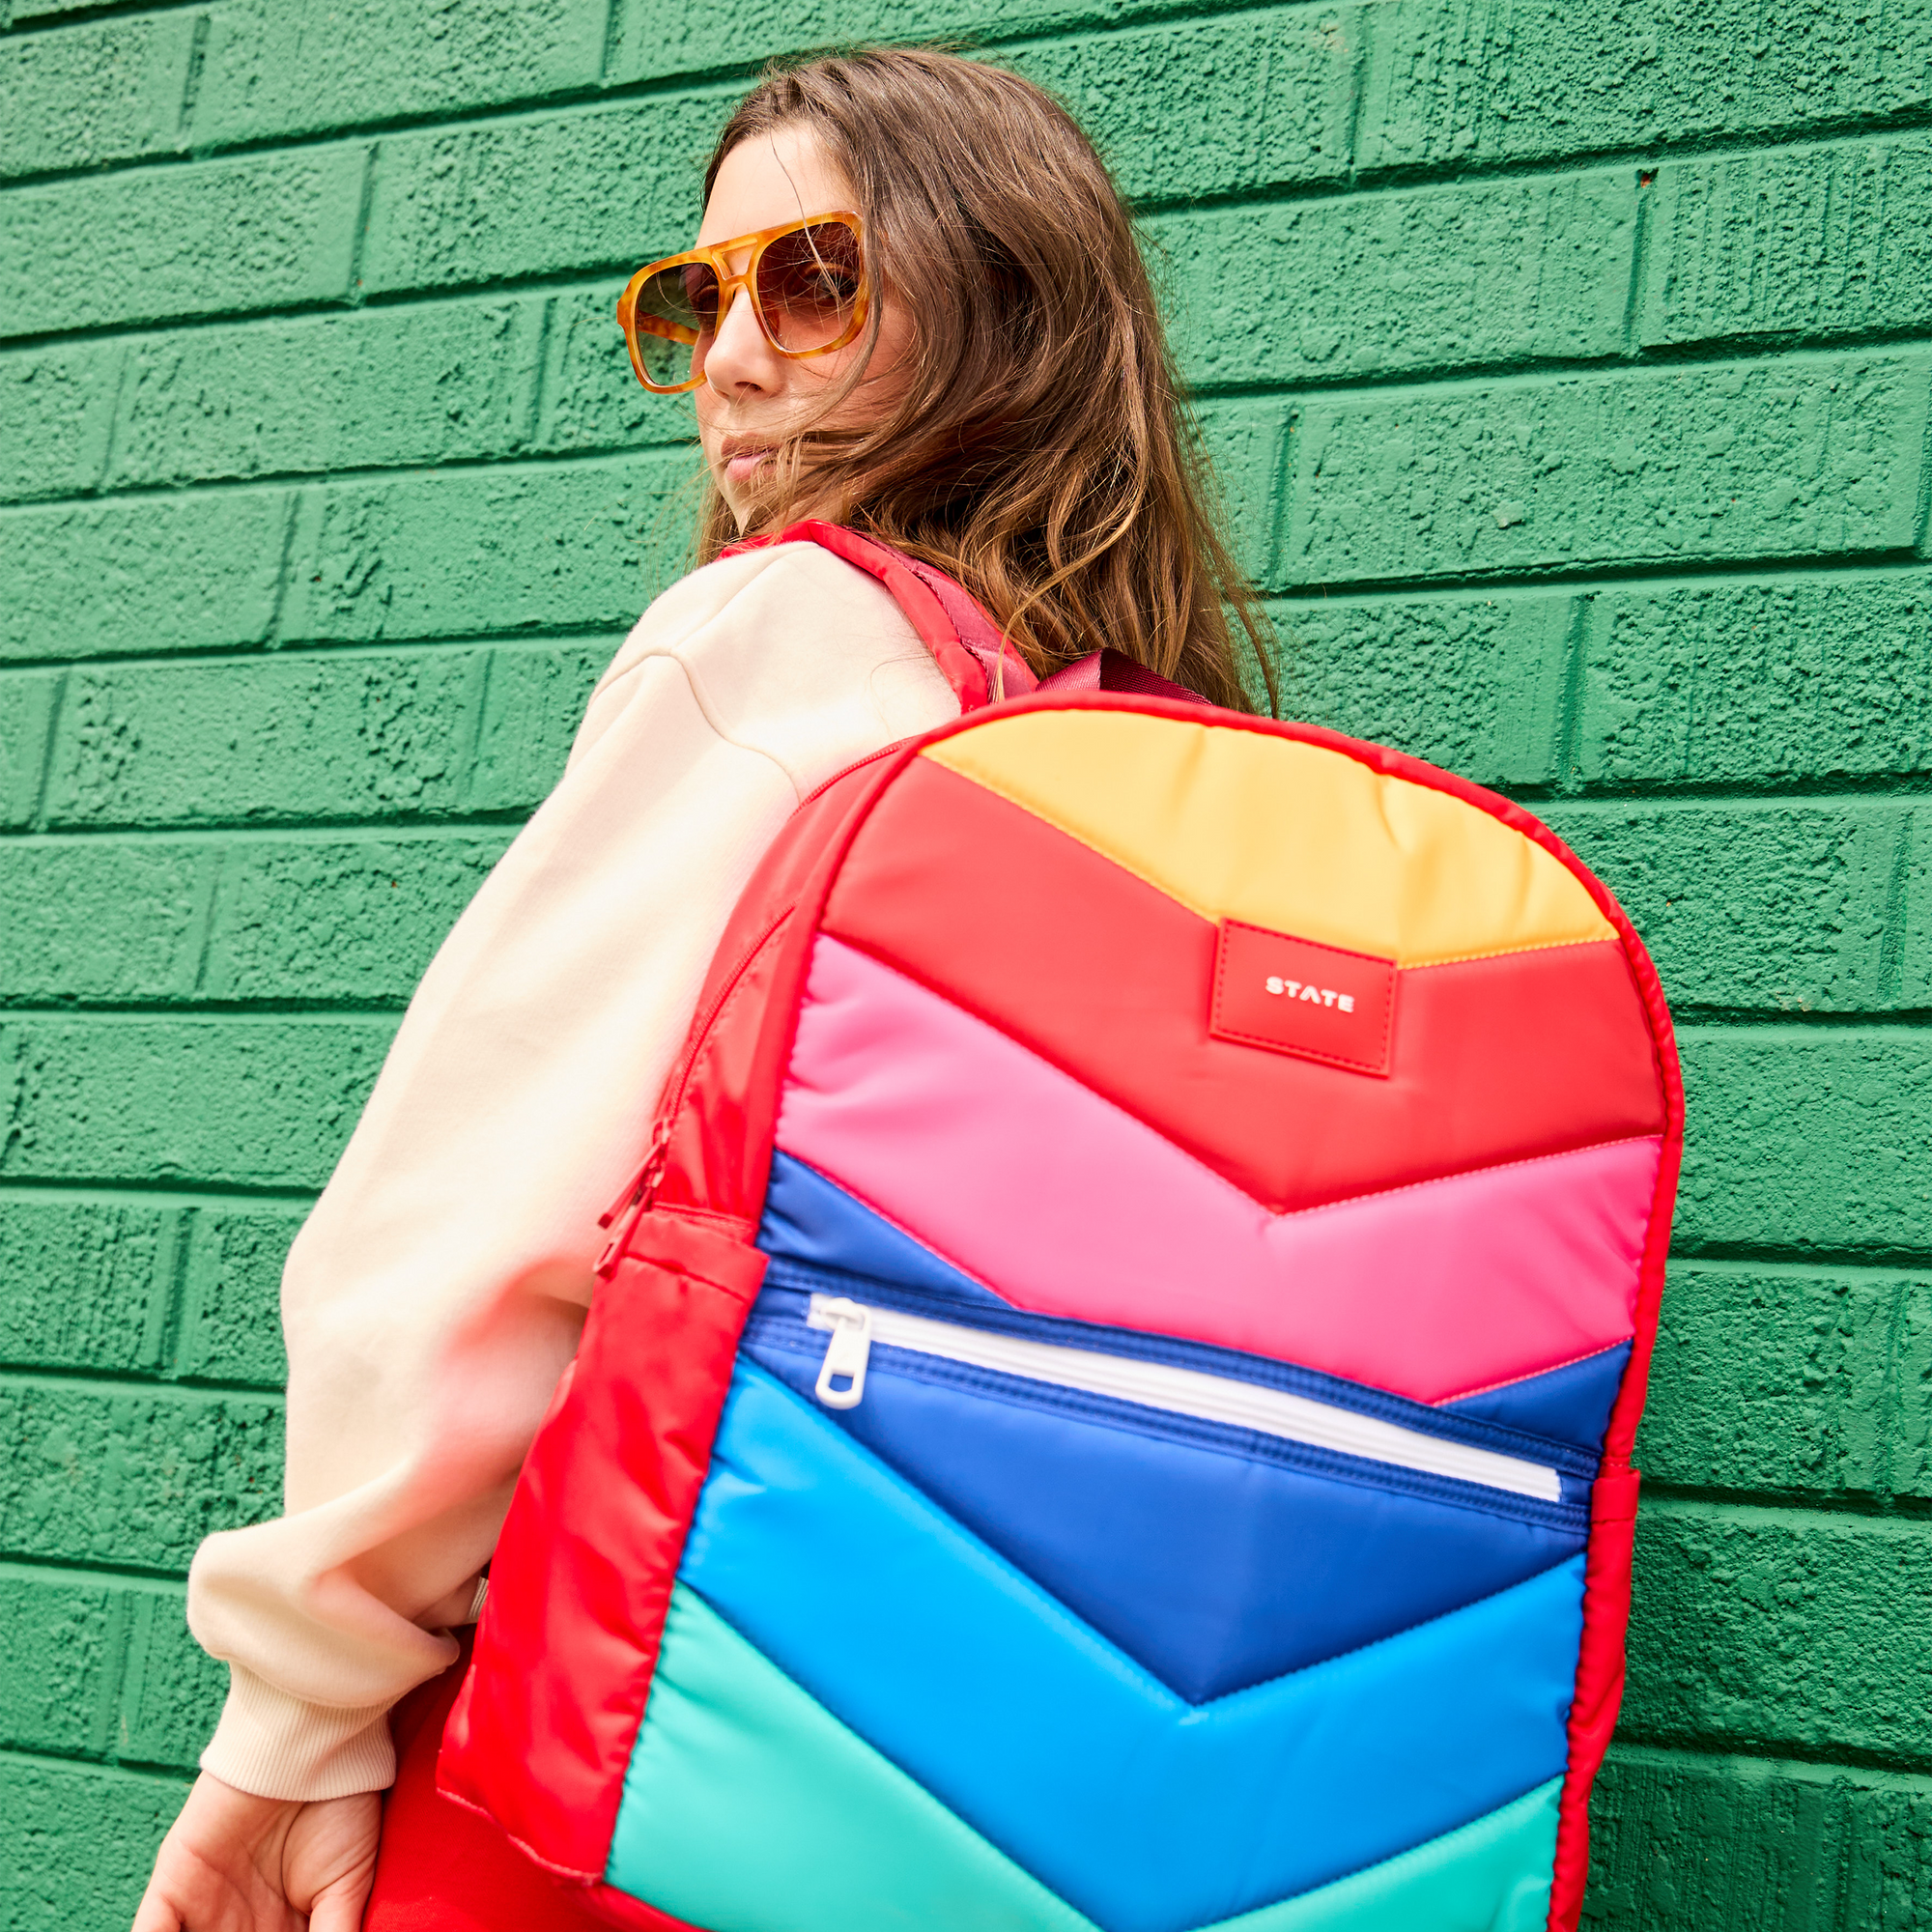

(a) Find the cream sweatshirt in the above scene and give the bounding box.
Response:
[186,541,958,1802]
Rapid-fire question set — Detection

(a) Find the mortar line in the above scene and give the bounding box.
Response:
[0,1742,195,1787]
[597,0,626,85]
[175,9,209,135]
[25,667,69,833]
[91,1587,134,1761]
[0,1363,285,1405]
[1607,1739,1932,1793]
[345,141,381,304]
[0,1176,318,1206]
[523,296,556,449]
[1619,161,1657,355]
[157,1200,197,1377]
[1551,593,1591,794]
[263,487,305,647]
[90,339,136,494]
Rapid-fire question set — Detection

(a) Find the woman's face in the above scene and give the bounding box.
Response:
[693,125,908,528]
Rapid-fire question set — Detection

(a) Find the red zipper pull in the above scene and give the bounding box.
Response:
[595,1120,671,1274]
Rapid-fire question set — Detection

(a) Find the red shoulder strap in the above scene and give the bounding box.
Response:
[724,520,1038,712]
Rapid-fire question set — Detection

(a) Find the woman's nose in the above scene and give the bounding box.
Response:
[702,284,782,395]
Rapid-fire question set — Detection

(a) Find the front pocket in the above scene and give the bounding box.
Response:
[741,1267,1588,1704]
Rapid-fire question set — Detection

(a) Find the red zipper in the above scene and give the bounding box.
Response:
[594,908,794,1276]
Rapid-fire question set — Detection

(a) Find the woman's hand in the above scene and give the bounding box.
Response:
[132,1772,380,1932]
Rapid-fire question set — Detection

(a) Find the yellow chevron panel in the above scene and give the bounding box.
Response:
[923,710,1613,967]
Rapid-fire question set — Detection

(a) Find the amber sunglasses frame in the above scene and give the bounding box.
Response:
[615,211,870,395]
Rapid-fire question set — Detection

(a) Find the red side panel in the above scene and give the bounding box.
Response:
[439,1213,765,1887]
[823,756,1664,1210]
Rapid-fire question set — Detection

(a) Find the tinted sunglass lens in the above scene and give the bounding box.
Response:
[755,223,863,352]
[631,263,716,389]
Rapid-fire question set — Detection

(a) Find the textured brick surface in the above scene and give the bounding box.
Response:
[1161,169,1635,390]
[1579,570,1932,787]
[278,459,690,643]
[0,1756,189,1932]
[7,0,1932,1919]
[1546,802,1913,1012]
[0,1379,283,1570]
[194,0,608,148]
[1274,589,1571,786]
[104,299,549,490]
[1674,1029,1932,1255]
[0,1016,391,1190]
[1585,1747,1932,1930]
[0,14,200,183]
[1357,0,1932,174]
[1286,355,1932,589]
[1626,1504,1932,1762]
[1643,138,1932,350]
[0,145,365,339]
[0,490,293,664]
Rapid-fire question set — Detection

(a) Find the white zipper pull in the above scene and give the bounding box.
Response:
[808,1295,873,1409]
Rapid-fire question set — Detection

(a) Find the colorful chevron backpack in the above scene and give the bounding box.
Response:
[440,523,1683,1932]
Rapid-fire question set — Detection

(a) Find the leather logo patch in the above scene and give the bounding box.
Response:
[1209,921,1397,1077]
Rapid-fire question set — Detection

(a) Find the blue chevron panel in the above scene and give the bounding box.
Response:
[677,1363,1583,1932]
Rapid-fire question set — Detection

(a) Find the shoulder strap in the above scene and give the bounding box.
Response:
[1036,648,1209,707]
[724,520,1037,713]
[725,520,1210,711]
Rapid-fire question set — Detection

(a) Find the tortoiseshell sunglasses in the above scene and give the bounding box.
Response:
[615,212,869,394]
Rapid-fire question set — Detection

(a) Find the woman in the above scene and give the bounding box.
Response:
[133,45,1270,1932]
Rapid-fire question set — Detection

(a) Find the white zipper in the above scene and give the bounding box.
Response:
[806,1294,1563,1504]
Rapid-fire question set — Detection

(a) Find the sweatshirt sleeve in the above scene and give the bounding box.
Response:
[186,544,957,1801]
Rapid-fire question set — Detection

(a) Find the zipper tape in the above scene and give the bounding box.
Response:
[759,1259,1597,1480]
[798,1293,1564,1504]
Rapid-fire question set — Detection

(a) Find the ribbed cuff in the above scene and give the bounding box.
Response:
[199,1665,398,1801]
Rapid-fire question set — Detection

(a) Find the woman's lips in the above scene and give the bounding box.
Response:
[723,446,777,483]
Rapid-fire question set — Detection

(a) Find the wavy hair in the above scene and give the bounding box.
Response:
[690,47,1274,712]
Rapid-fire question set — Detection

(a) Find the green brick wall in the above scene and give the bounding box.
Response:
[1,1,1928,1923]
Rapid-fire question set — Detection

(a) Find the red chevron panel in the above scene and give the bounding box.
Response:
[822,757,1664,1212]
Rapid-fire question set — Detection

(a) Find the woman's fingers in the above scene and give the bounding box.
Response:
[130,1773,378,1932]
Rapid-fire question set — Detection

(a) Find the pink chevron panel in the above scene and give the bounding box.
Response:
[778,937,1657,1406]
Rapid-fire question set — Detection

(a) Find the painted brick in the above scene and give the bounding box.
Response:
[277,456,692,643]
[1159,169,1634,391]
[0,490,293,664]
[103,298,548,491]
[0,145,365,341]
[1638,1264,1900,1499]
[1195,399,1291,588]
[1273,588,1570,786]
[1674,1028,1932,1256]
[0,841,211,1003]
[0,1199,174,1375]
[0,1574,119,1758]
[0,671,59,827]
[203,834,509,1004]
[359,92,728,296]
[1005,9,1357,206]
[0,339,120,502]
[1544,803,1908,1012]
[1357,0,1932,174]
[1579,572,1932,787]
[538,282,668,455]
[42,650,490,831]
[0,1755,189,1932]
[116,1587,227,1768]
[1585,1747,1932,1931]
[194,0,607,147]
[1643,137,1932,351]
[469,644,611,813]
[1285,354,1932,590]
[0,1016,391,1190]
[0,14,198,182]
[0,1378,282,1571]
[175,1207,299,1388]
[1625,1503,1932,1764]
[1887,1282,1932,1505]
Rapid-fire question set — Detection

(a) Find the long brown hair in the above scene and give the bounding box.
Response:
[693,47,1274,713]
